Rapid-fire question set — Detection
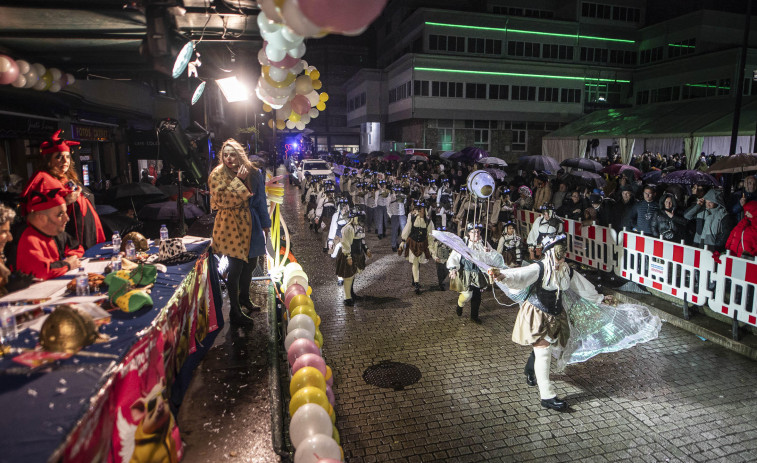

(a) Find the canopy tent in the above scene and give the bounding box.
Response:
[542,97,757,167]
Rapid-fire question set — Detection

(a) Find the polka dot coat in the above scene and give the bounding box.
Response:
[209,167,253,262]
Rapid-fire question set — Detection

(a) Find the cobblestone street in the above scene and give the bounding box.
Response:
[280,177,757,463]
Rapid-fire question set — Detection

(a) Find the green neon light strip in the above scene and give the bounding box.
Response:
[425,21,635,44]
[668,43,695,48]
[685,83,730,90]
[414,67,631,83]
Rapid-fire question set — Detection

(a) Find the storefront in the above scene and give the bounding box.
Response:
[70,123,115,187]
[0,112,60,185]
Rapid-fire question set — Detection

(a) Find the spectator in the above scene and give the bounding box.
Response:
[558,190,586,221]
[726,200,757,258]
[550,181,569,209]
[730,175,757,221]
[533,173,552,210]
[623,185,658,235]
[516,186,534,211]
[650,193,687,242]
[590,193,611,227]
[684,189,731,250]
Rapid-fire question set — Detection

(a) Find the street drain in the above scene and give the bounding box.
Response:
[363,361,421,391]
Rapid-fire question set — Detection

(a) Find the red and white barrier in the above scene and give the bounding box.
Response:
[515,208,539,242]
[562,218,618,272]
[616,231,715,307]
[707,253,757,327]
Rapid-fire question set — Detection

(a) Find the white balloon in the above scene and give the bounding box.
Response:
[268,66,289,82]
[287,314,316,335]
[284,328,314,351]
[49,68,62,81]
[31,63,45,77]
[65,73,75,85]
[258,0,284,23]
[289,404,332,449]
[295,121,306,130]
[281,27,304,46]
[265,42,287,62]
[287,42,306,59]
[293,434,341,463]
[11,74,26,88]
[305,90,320,106]
[49,82,62,93]
[266,30,287,49]
[0,56,12,74]
[290,60,305,75]
[299,114,311,125]
[23,69,37,88]
[286,120,296,129]
[15,59,30,75]
[258,47,270,66]
[308,108,319,119]
[257,10,281,34]
[301,60,309,70]
[33,78,47,90]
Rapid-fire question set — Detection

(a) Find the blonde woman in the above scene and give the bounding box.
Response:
[209,139,271,326]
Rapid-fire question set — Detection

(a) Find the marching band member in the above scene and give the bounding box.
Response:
[388,186,408,253]
[375,180,391,239]
[497,220,523,267]
[526,203,563,261]
[400,200,435,294]
[335,208,371,306]
[447,223,490,323]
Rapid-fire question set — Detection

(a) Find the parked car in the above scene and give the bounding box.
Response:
[298,159,334,184]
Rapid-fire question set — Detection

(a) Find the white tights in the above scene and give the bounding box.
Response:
[534,346,556,400]
[412,261,420,283]
[343,276,354,299]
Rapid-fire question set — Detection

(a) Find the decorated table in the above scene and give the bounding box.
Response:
[0,236,223,463]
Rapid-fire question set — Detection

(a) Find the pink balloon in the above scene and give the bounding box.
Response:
[285,284,307,307]
[0,55,20,85]
[292,353,327,377]
[325,385,335,406]
[287,338,320,366]
[269,53,300,69]
[291,94,310,115]
[326,375,333,388]
[317,460,342,463]
[299,0,388,34]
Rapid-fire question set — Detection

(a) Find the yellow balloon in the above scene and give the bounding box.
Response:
[289,367,327,396]
[312,79,322,90]
[264,69,296,88]
[316,315,321,327]
[328,403,336,424]
[319,92,329,102]
[316,102,326,111]
[304,69,311,76]
[268,119,275,129]
[289,111,301,122]
[276,120,286,130]
[289,386,329,417]
[314,330,323,347]
[325,365,332,381]
[306,286,312,296]
[332,426,340,445]
[289,294,313,311]
[263,103,272,112]
[290,305,318,324]
[310,70,320,80]
[314,337,322,348]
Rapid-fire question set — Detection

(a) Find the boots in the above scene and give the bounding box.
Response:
[413,281,421,294]
[239,295,261,312]
[229,301,254,326]
[524,351,537,387]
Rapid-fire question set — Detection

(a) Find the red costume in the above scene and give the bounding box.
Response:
[726,200,757,258]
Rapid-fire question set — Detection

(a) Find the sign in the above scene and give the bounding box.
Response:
[650,260,666,278]
[573,236,585,253]
[72,124,110,141]
[0,114,57,137]
[128,130,160,157]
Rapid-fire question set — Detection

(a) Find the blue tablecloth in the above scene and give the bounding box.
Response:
[0,241,224,463]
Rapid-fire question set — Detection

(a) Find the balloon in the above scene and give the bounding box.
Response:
[269,53,301,69]
[309,108,320,119]
[310,70,321,81]
[291,94,310,115]
[295,76,314,95]
[289,386,329,417]
[325,365,333,387]
[307,286,313,295]
[317,460,341,463]
[315,315,321,327]
[293,434,341,463]
[328,404,336,424]
[14,59,30,75]
[343,25,368,36]
[313,329,322,347]
[288,293,313,311]
[291,353,327,377]
[283,269,309,291]
[11,74,26,88]
[22,68,38,88]
[290,305,318,326]
[258,47,270,66]
[288,313,316,335]
[319,92,329,102]
[268,65,290,83]
[288,275,308,290]
[312,79,323,90]
[266,42,287,62]
[258,0,284,23]
[300,114,311,125]
[285,328,315,351]
[289,403,332,449]
[268,119,275,129]
[257,10,281,34]
[48,68,62,81]
[295,121,306,130]
[280,0,324,38]
[277,120,286,130]
[290,367,327,396]
[65,73,76,86]
[33,77,49,91]
[305,90,320,106]
[49,82,62,93]
[281,26,305,46]
[289,111,301,122]
[264,69,296,89]
[299,0,388,34]
[290,60,305,75]
[325,384,335,406]
[0,55,19,85]
[287,42,306,59]
[287,338,320,366]
[332,426,340,445]
[31,63,45,78]
[285,285,307,308]
[316,102,326,111]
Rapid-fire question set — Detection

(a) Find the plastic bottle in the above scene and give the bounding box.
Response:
[0,303,17,343]
[76,267,90,296]
[125,240,136,260]
[112,231,121,254]
[160,224,169,242]
[111,254,122,272]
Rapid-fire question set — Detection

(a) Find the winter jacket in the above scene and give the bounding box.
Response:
[623,199,659,235]
[726,201,757,257]
[684,189,731,250]
[650,194,688,242]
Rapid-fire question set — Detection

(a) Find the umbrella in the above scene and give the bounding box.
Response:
[566,170,606,188]
[484,168,507,180]
[518,155,560,173]
[346,152,360,158]
[368,151,385,158]
[643,170,663,183]
[479,156,508,167]
[248,154,265,162]
[451,146,489,163]
[601,164,642,180]
[440,150,457,159]
[560,158,603,173]
[409,155,428,162]
[99,213,142,237]
[659,170,720,186]
[95,204,118,215]
[138,201,205,221]
[114,182,167,200]
[384,153,401,161]
[706,153,757,174]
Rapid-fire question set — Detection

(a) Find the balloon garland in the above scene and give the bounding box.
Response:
[0,55,75,92]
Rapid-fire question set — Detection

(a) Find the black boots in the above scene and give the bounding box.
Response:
[525,351,537,387]
[239,296,261,313]
[344,298,354,306]
[229,302,254,327]
[541,397,567,411]
[456,304,463,316]
[413,281,421,294]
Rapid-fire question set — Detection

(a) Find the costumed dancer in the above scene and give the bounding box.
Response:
[399,200,434,295]
[335,208,371,306]
[447,223,490,323]
[526,203,563,261]
[454,187,477,237]
[388,186,408,253]
[497,220,524,267]
[375,180,390,239]
[327,199,351,255]
[516,185,534,211]
[314,186,336,235]
[364,182,377,233]
[430,226,452,291]
[490,186,514,240]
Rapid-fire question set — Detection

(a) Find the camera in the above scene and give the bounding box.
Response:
[65,181,79,192]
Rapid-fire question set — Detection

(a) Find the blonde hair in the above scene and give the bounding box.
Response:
[214,139,254,180]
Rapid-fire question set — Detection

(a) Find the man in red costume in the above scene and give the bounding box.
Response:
[17,187,83,280]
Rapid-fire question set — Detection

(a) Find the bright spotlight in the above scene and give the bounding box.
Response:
[217,76,250,103]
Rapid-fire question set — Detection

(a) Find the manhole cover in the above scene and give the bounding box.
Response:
[363,361,421,391]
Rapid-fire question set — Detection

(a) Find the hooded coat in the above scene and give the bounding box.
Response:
[650,193,688,242]
[726,200,757,257]
[684,189,731,249]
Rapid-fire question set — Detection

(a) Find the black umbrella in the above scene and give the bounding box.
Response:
[566,170,606,188]
[560,157,603,173]
[518,155,560,174]
[659,170,720,186]
[138,201,205,221]
[706,153,757,174]
[112,182,167,211]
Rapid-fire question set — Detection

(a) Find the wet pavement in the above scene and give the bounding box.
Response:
[181,170,757,462]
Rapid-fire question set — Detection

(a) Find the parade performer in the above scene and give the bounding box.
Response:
[526,203,563,260]
[388,186,408,253]
[335,208,371,306]
[364,182,377,233]
[447,223,491,323]
[430,226,452,291]
[375,180,390,239]
[327,199,351,255]
[400,200,434,294]
[490,186,514,240]
[497,221,523,267]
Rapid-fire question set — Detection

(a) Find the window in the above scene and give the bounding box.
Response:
[669,38,696,58]
[508,41,541,58]
[511,85,536,101]
[538,87,560,102]
[493,6,554,18]
[542,44,574,61]
[389,82,411,103]
[585,82,624,105]
[512,129,527,151]
[609,49,637,65]
[438,128,453,151]
[580,47,608,63]
[582,2,640,22]
[465,83,487,99]
[489,84,509,100]
[561,88,581,103]
[429,34,466,53]
[640,46,664,64]
[467,37,502,55]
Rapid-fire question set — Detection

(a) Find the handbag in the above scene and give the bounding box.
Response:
[449,273,465,292]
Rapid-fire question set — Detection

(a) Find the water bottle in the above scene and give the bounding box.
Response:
[125,240,136,260]
[76,267,90,296]
[0,303,17,343]
[160,224,169,242]
[112,231,121,254]
[111,254,122,272]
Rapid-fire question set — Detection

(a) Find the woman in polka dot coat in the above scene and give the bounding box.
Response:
[210,139,271,326]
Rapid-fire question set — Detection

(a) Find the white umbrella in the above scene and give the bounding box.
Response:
[479,156,508,167]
